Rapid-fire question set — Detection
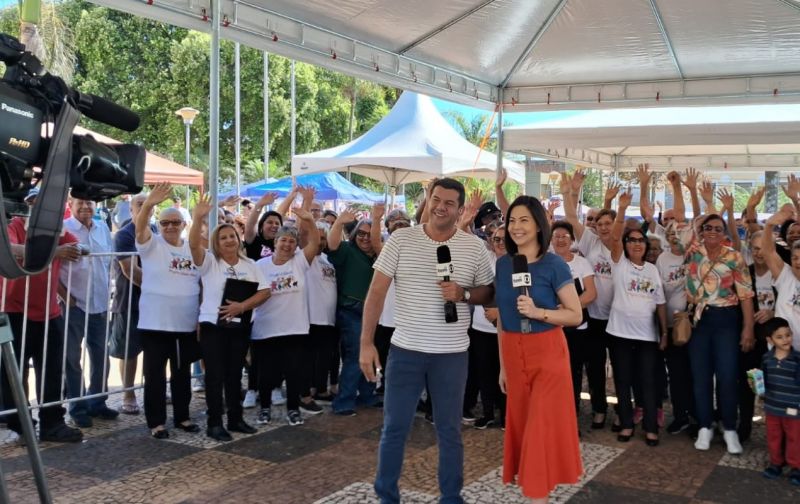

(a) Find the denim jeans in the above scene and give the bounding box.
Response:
[65,306,110,416]
[375,345,468,504]
[688,305,741,430]
[332,303,377,413]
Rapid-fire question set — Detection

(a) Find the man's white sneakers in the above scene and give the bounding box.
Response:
[723,430,743,455]
[694,427,713,450]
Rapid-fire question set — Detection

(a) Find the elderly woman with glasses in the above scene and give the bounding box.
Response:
[189,195,271,442]
[328,207,379,416]
[135,183,203,439]
[666,171,755,455]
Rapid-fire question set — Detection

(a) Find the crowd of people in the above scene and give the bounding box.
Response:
[0,167,799,502]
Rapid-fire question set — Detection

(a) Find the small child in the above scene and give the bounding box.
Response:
[756,317,800,485]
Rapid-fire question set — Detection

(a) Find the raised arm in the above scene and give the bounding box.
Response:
[562,172,586,240]
[763,207,793,280]
[782,174,800,217]
[296,186,315,248]
[610,191,633,262]
[666,171,685,224]
[294,207,320,264]
[683,167,701,218]
[744,186,765,234]
[699,179,717,215]
[327,207,356,252]
[276,186,299,218]
[359,271,393,382]
[418,178,437,225]
[603,181,621,211]
[636,164,655,232]
[370,202,385,255]
[495,168,510,217]
[458,190,482,234]
[718,188,740,251]
[244,192,277,244]
[189,194,213,267]
[136,182,171,245]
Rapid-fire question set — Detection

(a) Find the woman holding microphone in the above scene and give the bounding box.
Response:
[495,195,583,502]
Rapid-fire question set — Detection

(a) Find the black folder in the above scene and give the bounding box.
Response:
[217,278,259,327]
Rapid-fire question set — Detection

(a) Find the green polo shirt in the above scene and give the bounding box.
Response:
[327,241,376,306]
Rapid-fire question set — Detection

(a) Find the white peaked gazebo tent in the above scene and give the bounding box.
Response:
[291,92,525,195]
[503,104,800,174]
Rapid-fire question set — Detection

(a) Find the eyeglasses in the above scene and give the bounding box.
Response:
[159,220,183,227]
[355,230,370,239]
[625,237,647,244]
[585,216,595,222]
[492,237,505,243]
[702,225,724,233]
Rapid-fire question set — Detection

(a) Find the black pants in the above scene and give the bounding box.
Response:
[585,318,611,415]
[141,329,197,429]
[609,336,660,434]
[565,326,591,415]
[247,341,259,392]
[374,324,395,390]
[311,324,339,393]
[198,323,249,428]
[470,327,505,420]
[253,335,304,412]
[665,331,694,423]
[738,333,768,440]
[0,313,67,433]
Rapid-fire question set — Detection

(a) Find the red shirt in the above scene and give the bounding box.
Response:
[2,218,77,321]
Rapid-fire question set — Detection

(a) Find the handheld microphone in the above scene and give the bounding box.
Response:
[512,254,532,334]
[436,245,458,323]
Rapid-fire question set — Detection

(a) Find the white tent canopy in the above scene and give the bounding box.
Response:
[95,0,800,111]
[291,91,525,185]
[503,104,800,173]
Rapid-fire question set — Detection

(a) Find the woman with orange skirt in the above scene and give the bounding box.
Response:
[495,196,584,502]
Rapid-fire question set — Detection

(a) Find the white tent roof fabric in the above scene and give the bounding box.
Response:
[503,104,800,172]
[291,91,525,185]
[94,0,800,110]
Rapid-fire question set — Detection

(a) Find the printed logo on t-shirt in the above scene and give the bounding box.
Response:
[270,274,299,293]
[260,246,273,258]
[594,260,612,278]
[627,277,657,296]
[169,254,196,275]
[321,264,335,281]
[665,265,685,284]
[757,289,776,310]
[790,288,800,308]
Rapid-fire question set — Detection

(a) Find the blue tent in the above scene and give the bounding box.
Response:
[224,172,404,204]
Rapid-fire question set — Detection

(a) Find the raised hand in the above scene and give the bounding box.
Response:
[193,194,214,220]
[618,190,633,209]
[298,185,316,204]
[767,204,794,226]
[495,167,508,188]
[636,164,652,188]
[604,182,622,203]
[146,181,172,206]
[683,167,699,190]
[570,169,586,193]
[699,180,714,205]
[666,170,681,187]
[717,188,734,212]
[746,186,765,209]
[256,192,278,209]
[547,198,561,215]
[337,206,358,224]
[782,174,800,201]
[218,194,240,208]
[293,206,314,222]
[371,202,386,221]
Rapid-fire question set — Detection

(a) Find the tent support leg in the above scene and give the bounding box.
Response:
[496,88,505,200]
[208,0,221,230]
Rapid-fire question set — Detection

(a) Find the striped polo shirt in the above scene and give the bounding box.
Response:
[373,225,495,354]
[762,348,800,419]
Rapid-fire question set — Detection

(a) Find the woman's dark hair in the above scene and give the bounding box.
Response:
[622,227,651,261]
[595,208,617,223]
[257,210,283,238]
[551,221,575,241]
[431,178,466,207]
[779,219,796,243]
[504,196,551,257]
[756,316,790,341]
[348,219,373,242]
[700,213,727,233]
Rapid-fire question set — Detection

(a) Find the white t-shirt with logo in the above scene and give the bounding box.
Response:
[773,264,800,351]
[578,231,614,320]
[566,255,594,331]
[471,259,498,334]
[306,253,337,327]
[607,256,666,342]
[754,268,776,311]
[252,249,311,340]
[137,235,201,332]
[656,250,687,327]
[197,252,267,325]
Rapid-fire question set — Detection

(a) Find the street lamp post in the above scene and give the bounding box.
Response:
[175,107,200,202]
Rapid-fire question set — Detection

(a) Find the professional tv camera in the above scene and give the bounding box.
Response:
[0,33,144,278]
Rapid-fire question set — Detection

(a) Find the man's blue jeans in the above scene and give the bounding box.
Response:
[375,345,468,504]
[65,306,110,416]
[333,302,377,413]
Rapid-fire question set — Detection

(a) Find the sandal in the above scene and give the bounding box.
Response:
[120,402,140,415]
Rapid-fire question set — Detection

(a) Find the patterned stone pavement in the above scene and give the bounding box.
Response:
[1,392,799,503]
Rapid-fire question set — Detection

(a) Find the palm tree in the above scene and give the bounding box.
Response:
[18,0,76,83]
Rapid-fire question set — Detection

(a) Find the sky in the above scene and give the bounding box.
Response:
[432,97,584,127]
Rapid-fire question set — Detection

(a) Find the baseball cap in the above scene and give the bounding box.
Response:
[474,201,501,228]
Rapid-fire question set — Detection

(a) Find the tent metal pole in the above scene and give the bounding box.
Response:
[290,59,296,182]
[263,51,270,181]
[613,155,620,212]
[496,88,505,199]
[209,0,221,230]
[235,41,241,199]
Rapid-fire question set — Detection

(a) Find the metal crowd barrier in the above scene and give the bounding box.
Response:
[0,251,147,418]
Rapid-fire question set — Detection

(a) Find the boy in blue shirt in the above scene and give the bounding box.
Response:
[756,317,800,485]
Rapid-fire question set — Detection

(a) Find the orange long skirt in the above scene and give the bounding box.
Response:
[502,327,583,498]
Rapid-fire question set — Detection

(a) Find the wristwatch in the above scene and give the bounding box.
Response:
[463,289,471,302]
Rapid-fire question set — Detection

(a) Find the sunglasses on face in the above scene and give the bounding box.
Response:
[702,225,724,233]
[159,220,183,227]
[625,237,647,244]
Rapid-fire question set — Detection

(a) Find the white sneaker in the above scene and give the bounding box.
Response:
[723,430,743,455]
[271,388,286,406]
[695,427,713,450]
[243,390,258,409]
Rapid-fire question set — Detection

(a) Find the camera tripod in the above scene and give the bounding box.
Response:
[0,313,51,503]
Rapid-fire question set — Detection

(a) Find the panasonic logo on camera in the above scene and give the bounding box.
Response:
[1,102,35,119]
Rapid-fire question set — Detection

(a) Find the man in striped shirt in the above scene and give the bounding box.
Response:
[360,178,495,503]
